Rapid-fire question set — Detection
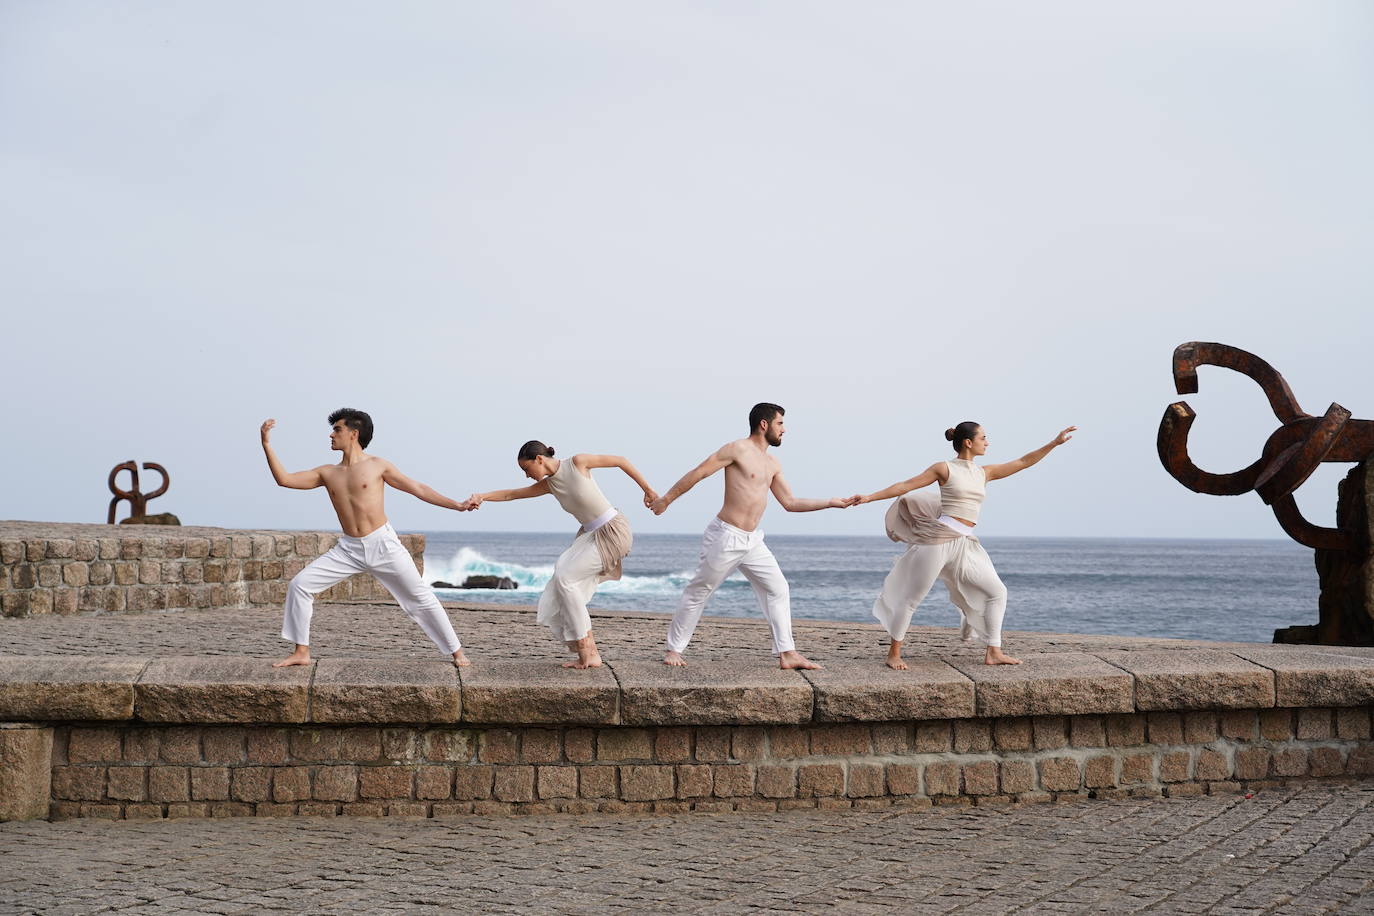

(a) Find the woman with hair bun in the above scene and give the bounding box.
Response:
[465,442,657,668]
[850,422,1076,668]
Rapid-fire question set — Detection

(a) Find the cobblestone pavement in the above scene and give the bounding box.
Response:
[1,785,1372,915]
[6,598,1345,666]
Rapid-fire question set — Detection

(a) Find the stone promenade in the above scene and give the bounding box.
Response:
[2,785,1373,914]
[4,593,1365,662]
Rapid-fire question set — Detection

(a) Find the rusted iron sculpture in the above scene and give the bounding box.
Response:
[1159,342,1374,553]
[107,461,169,524]
[1158,342,1374,644]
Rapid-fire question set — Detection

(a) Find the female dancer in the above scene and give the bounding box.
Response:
[852,422,1075,668]
[465,442,657,668]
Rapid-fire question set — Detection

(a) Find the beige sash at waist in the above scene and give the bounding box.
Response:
[884,489,977,546]
[578,512,633,581]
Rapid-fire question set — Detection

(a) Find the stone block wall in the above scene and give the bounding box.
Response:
[0,522,424,618]
[42,708,1374,819]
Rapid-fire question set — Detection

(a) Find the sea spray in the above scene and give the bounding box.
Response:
[424,545,711,596]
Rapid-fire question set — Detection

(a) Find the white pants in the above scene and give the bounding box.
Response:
[666,517,795,655]
[871,535,1008,647]
[537,530,603,643]
[281,523,462,655]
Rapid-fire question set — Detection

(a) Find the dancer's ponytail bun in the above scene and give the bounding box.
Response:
[516,440,556,462]
[946,421,981,452]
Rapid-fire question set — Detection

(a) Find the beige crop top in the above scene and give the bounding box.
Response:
[545,458,613,526]
[939,458,986,524]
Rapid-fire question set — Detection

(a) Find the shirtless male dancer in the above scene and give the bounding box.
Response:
[261,409,471,668]
[652,403,858,670]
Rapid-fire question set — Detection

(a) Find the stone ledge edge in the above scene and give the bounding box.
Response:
[1,649,1372,725]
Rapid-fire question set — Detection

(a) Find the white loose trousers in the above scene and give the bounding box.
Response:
[666,517,795,655]
[281,523,461,655]
[871,535,1008,647]
[537,530,604,643]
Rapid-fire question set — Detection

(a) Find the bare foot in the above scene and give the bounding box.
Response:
[452,649,471,668]
[663,650,687,667]
[779,650,822,670]
[885,640,907,670]
[272,646,311,668]
[985,646,1021,666]
[563,635,603,669]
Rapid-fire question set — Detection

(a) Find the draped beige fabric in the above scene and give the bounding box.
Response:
[883,489,970,545]
[584,512,633,581]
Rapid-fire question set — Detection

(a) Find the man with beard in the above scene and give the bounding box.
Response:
[651,403,857,669]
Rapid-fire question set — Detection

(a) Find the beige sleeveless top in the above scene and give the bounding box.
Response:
[546,458,613,527]
[939,459,986,523]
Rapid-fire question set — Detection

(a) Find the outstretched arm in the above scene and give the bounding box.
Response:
[984,426,1077,482]
[465,478,551,510]
[850,464,945,505]
[260,419,324,490]
[381,462,470,511]
[651,447,732,515]
[574,454,659,508]
[771,472,859,512]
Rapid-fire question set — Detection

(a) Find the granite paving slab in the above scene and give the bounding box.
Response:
[946,652,1135,717]
[310,658,460,724]
[1092,649,1275,710]
[613,660,814,725]
[135,657,311,724]
[801,659,974,722]
[1227,647,1374,707]
[458,660,619,725]
[0,657,147,720]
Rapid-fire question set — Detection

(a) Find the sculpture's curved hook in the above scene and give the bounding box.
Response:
[1157,402,1264,495]
[140,462,170,501]
[107,460,138,524]
[107,460,138,500]
[1172,342,1309,425]
[1270,494,1355,552]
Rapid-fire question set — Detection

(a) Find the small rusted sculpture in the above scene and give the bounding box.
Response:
[107,461,169,524]
[1158,342,1374,553]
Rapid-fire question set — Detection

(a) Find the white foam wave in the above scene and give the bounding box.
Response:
[424,546,701,596]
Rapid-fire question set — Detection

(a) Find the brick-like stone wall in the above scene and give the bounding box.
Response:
[0,522,424,618]
[44,708,1374,819]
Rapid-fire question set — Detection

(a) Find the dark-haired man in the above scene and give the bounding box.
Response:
[651,403,857,669]
[260,409,471,668]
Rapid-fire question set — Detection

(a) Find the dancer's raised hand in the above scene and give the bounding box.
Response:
[1055,426,1078,445]
[260,419,276,443]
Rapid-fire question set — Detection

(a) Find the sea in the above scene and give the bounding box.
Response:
[420,531,1319,645]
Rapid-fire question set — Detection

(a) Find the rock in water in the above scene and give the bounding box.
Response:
[430,580,457,589]
[460,575,518,590]
[119,513,181,526]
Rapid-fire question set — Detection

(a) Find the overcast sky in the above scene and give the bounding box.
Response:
[3,2,1372,540]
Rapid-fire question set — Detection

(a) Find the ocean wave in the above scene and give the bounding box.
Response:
[423,546,721,596]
